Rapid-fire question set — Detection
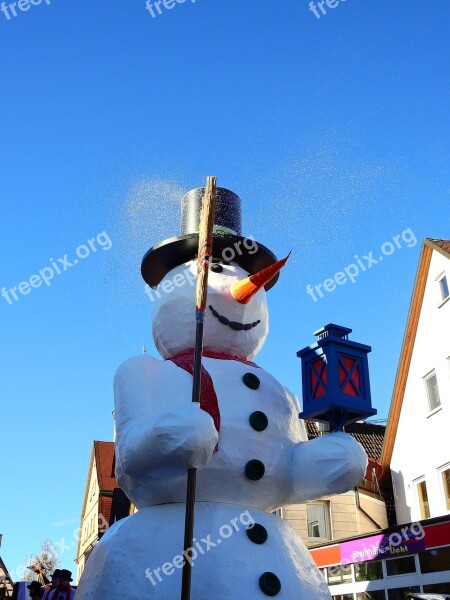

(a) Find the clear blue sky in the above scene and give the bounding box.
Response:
[0,0,448,582]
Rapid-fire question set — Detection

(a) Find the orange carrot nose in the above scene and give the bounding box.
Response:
[230,253,290,304]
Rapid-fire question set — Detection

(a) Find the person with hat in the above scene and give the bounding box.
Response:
[41,569,61,597]
[42,569,75,599]
[27,581,44,600]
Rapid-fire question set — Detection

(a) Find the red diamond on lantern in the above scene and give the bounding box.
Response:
[339,355,361,397]
[310,358,327,399]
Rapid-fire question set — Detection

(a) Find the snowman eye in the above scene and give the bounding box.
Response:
[210,263,223,273]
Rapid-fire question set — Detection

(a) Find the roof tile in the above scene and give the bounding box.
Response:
[305,420,385,460]
[94,441,116,491]
[427,238,450,256]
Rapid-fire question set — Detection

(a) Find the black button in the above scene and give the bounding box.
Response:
[245,460,265,481]
[246,524,268,545]
[249,411,268,432]
[259,572,281,596]
[243,372,260,390]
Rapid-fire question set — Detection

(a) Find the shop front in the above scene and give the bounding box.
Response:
[309,515,450,599]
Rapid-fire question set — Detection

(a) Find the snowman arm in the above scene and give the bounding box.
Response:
[113,355,218,481]
[116,404,218,479]
[289,432,368,503]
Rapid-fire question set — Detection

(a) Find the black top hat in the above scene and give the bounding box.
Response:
[50,570,62,579]
[141,187,279,290]
[27,581,43,591]
[58,569,73,582]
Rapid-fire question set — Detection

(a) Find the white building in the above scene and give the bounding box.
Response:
[382,238,450,524]
[308,239,450,600]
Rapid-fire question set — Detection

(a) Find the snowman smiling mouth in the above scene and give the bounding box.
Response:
[209,305,261,331]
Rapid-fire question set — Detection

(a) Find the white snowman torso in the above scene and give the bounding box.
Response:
[114,354,305,510]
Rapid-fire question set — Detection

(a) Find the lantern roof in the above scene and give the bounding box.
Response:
[297,323,372,358]
[313,323,352,340]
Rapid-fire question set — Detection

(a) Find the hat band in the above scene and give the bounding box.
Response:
[213,225,237,236]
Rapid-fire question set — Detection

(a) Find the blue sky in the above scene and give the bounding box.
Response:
[0,0,449,582]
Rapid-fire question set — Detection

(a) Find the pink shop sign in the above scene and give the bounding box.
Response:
[340,532,425,564]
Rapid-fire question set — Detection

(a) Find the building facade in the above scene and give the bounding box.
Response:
[284,422,390,548]
[303,239,450,598]
[310,514,450,599]
[382,239,450,525]
[75,441,131,583]
[0,556,13,599]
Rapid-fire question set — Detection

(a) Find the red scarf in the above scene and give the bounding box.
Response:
[42,585,72,600]
[169,350,259,446]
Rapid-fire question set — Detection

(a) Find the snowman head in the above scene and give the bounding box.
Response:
[152,257,287,361]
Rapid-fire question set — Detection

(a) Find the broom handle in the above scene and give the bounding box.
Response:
[180,177,217,600]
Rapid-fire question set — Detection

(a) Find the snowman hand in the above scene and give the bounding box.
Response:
[289,432,367,503]
[119,404,218,479]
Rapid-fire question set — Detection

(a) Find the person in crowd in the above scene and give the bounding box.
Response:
[42,570,75,600]
[27,581,44,599]
[42,569,61,596]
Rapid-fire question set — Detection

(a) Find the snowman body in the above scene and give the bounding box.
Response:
[76,503,329,599]
[76,261,367,599]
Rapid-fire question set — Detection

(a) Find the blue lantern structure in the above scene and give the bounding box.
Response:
[297,324,376,431]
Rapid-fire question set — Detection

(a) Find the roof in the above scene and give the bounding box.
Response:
[99,496,113,526]
[94,441,116,491]
[427,238,450,257]
[380,238,450,476]
[305,420,385,460]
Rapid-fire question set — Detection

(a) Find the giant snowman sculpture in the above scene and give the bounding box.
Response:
[76,188,367,599]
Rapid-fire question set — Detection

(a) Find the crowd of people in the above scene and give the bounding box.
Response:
[27,569,76,600]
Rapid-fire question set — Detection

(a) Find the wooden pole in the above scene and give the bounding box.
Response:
[180,177,217,600]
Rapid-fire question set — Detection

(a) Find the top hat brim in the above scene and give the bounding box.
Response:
[141,234,279,291]
[53,569,72,582]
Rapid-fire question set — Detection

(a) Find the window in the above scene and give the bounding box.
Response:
[424,370,441,412]
[419,545,450,573]
[423,582,450,594]
[306,501,331,540]
[332,595,353,600]
[387,587,419,600]
[327,564,353,585]
[440,466,450,510]
[438,273,449,303]
[416,479,430,519]
[355,559,383,581]
[356,593,386,600]
[385,555,416,576]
